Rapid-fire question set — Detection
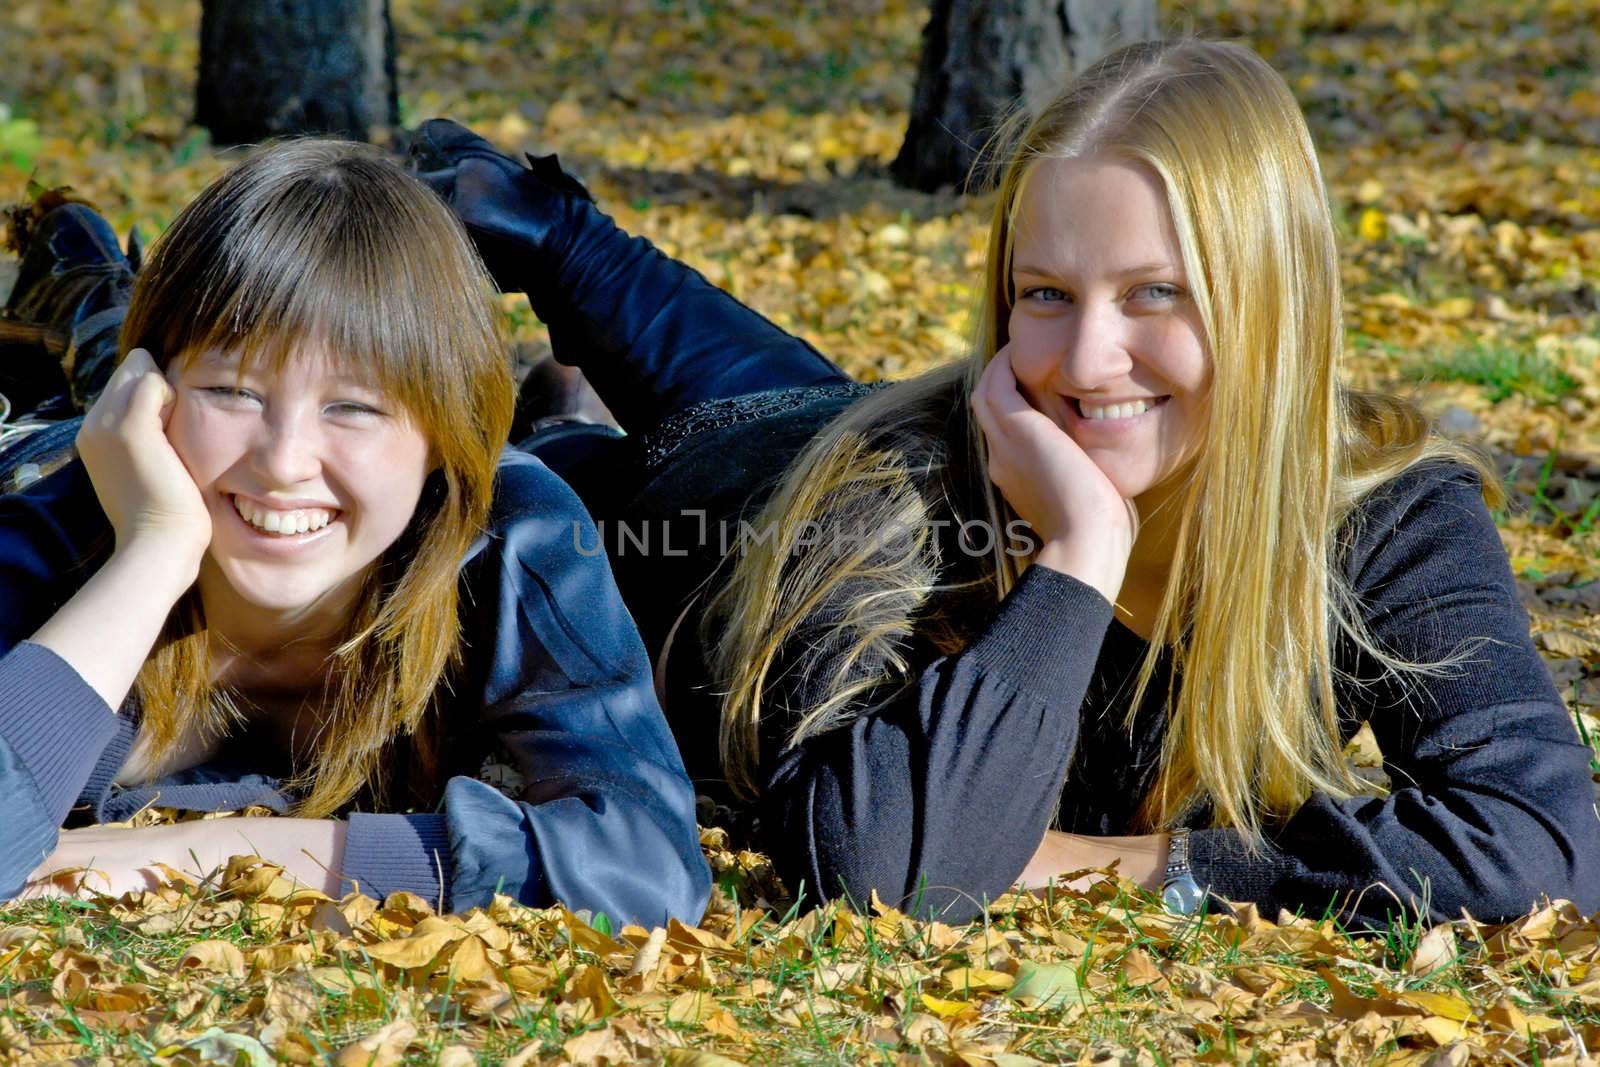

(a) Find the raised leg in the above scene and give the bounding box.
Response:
[410,120,850,434]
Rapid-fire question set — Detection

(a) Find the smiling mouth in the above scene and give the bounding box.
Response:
[230,495,340,536]
[1074,396,1170,421]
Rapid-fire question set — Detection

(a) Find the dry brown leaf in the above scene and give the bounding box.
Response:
[664,1050,748,1067]
[332,1018,417,1067]
[565,963,621,1021]
[666,988,717,1025]
[436,1046,477,1067]
[177,939,247,979]
[1407,926,1458,977]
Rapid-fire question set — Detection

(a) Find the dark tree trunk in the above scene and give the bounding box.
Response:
[196,0,399,145]
[891,0,1159,192]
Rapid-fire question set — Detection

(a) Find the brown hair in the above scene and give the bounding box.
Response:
[119,139,514,817]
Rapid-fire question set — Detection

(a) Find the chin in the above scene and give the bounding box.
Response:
[1087,458,1162,501]
[217,562,347,614]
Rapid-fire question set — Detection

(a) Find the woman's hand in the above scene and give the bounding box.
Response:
[970,346,1137,604]
[1016,831,1169,893]
[16,819,349,901]
[76,347,211,568]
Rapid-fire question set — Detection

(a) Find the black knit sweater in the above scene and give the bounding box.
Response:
[590,384,1600,928]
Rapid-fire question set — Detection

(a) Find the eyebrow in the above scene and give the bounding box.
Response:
[190,353,381,389]
[1011,261,1180,279]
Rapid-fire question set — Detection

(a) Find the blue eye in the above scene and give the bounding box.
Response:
[1020,286,1069,303]
[1133,283,1181,302]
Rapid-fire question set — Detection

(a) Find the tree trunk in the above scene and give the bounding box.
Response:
[891,0,1158,193]
[196,0,398,145]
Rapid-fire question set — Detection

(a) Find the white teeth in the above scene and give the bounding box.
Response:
[231,496,335,536]
[1081,398,1156,420]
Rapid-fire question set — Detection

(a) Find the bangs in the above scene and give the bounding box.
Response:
[136,140,504,443]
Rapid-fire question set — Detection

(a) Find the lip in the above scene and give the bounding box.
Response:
[230,491,340,511]
[222,493,343,550]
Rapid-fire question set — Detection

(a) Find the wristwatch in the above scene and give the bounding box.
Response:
[1161,828,1207,915]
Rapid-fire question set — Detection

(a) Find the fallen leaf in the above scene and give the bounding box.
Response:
[332,1019,418,1067]
[1007,961,1088,1011]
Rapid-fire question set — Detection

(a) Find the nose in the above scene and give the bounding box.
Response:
[249,403,322,487]
[1055,302,1134,391]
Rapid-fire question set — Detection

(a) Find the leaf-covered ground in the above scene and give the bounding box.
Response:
[1,0,1598,1062]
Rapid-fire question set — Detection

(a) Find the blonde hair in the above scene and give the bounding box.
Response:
[119,139,514,818]
[710,40,1498,841]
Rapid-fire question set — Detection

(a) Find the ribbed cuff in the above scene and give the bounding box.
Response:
[965,563,1114,697]
[1187,827,1300,914]
[341,812,453,911]
[79,713,138,818]
[0,643,121,825]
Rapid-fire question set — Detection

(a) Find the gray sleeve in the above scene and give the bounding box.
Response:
[0,643,122,898]
[1190,465,1600,926]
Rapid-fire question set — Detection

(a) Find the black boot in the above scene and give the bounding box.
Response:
[2,198,135,418]
[407,119,843,434]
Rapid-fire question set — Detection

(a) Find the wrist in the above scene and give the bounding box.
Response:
[1034,540,1128,605]
[112,533,206,590]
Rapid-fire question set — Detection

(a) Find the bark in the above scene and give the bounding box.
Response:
[891,0,1159,192]
[196,0,399,145]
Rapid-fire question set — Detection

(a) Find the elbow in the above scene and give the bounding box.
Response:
[767,805,1009,925]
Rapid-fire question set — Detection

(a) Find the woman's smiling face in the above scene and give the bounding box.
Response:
[164,341,433,618]
[1005,154,1212,504]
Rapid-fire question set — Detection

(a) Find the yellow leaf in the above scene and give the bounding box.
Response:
[563,907,627,956]
[362,924,466,971]
[1358,208,1388,243]
[921,992,978,1018]
[1396,989,1475,1021]
[1416,1015,1469,1045]
[565,963,620,1020]
[445,935,500,984]
[942,967,1014,993]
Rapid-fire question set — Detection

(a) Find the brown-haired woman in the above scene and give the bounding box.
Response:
[415,38,1600,930]
[0,139,710,925]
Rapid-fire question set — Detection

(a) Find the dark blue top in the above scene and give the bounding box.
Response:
[0,447,711,925]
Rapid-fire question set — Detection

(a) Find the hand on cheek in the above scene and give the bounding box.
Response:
[970,346,1138,603]
[77,347,213,570]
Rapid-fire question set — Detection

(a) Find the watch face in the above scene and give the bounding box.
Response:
[1163,877,1206,915]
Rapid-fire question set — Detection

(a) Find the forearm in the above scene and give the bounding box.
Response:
[1018,831,1168,893]
[24,817,348,900]
[29,542,196,712]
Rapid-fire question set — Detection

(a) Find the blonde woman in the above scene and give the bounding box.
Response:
[0,140,710,924]
[420,37,1599,927]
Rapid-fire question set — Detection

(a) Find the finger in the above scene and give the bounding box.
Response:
[126,370,174,427]
[970,347,1014,425]
[102,348,154,398]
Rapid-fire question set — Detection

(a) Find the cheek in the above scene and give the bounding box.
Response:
[1004,318,1057,390]
[1138,320,1210,395]
[164,401,241,487]
[340,429,434,529]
